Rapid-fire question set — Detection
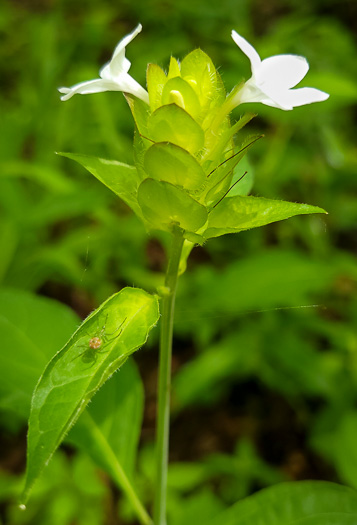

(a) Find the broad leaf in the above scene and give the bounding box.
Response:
[68,358,143,479]
[206,481,357,525]
[147,104,204,155]
[22,287,159,504]
[0,289,148,521]
[0,288,79,419]
[204,195,327,239]
[58,152,143,217]
[184,249,337,316]
[144,142,206,192]
[0,219,17,282]
[335,411,357,489]
[170,489,224,525]
[137,178,207,233]
[0,160,76,193]
[66,359,149,524]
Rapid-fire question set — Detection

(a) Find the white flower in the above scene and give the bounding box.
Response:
[231,30,329,110]
[59,24,149,104]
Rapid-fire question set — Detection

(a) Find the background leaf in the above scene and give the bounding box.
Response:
[206,482,357,525]
[0,288,79,419]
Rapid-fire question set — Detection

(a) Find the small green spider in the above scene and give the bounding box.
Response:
[72,314,127,366]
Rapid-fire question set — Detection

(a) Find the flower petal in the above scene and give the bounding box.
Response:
[58,79,120,101]
[59,74,149,104]
[239,80,293,110]
[107,24,142,78]
[117,74,150,104]
[274,87,330,108]
[255,54,309,90]
[231,30,261,73]
[230,30,329,111]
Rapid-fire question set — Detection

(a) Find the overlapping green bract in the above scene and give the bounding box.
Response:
[61,49,326,242]
[127,48,256,228]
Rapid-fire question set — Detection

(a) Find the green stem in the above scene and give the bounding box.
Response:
[154,227,185,525]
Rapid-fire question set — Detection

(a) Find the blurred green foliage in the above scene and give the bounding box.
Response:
[0,0,356,523]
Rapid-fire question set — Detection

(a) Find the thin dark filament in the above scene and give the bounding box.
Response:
[139,133,155,143]
[207,135,263,178]
[210,171,248,210]
[174,304,322,324]
[207,167,235,200]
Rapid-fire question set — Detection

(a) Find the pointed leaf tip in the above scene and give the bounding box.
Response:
[204,195,327,239]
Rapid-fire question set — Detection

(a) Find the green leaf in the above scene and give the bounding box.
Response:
[147,63,167,111]
[184,249,337,317]
[170,489,224,525]
[0,288,79,419]
[57,153,143,217]
[144,142,206,192]
[147,104,204,155]
[22,287,159,504]
[66,360,151,525]
[206,481,357,525]
[162,77,201,120]
[204,195,327,239]
[137,178,207,233]
[0,160,75,193]
[0,290,149,524]
[335,412,357,489]
[68,358,143,479]
[0,220,18,283]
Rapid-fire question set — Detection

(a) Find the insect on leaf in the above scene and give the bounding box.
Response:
[21,287,159,505]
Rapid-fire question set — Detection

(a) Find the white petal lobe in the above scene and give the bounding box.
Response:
[59,25,149,104]
[256,55,309,90]
[109,24,142,77]
[277,87,330,108]
[231,30,261,72]
[231,28,329,111]
[59,79,115,100]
